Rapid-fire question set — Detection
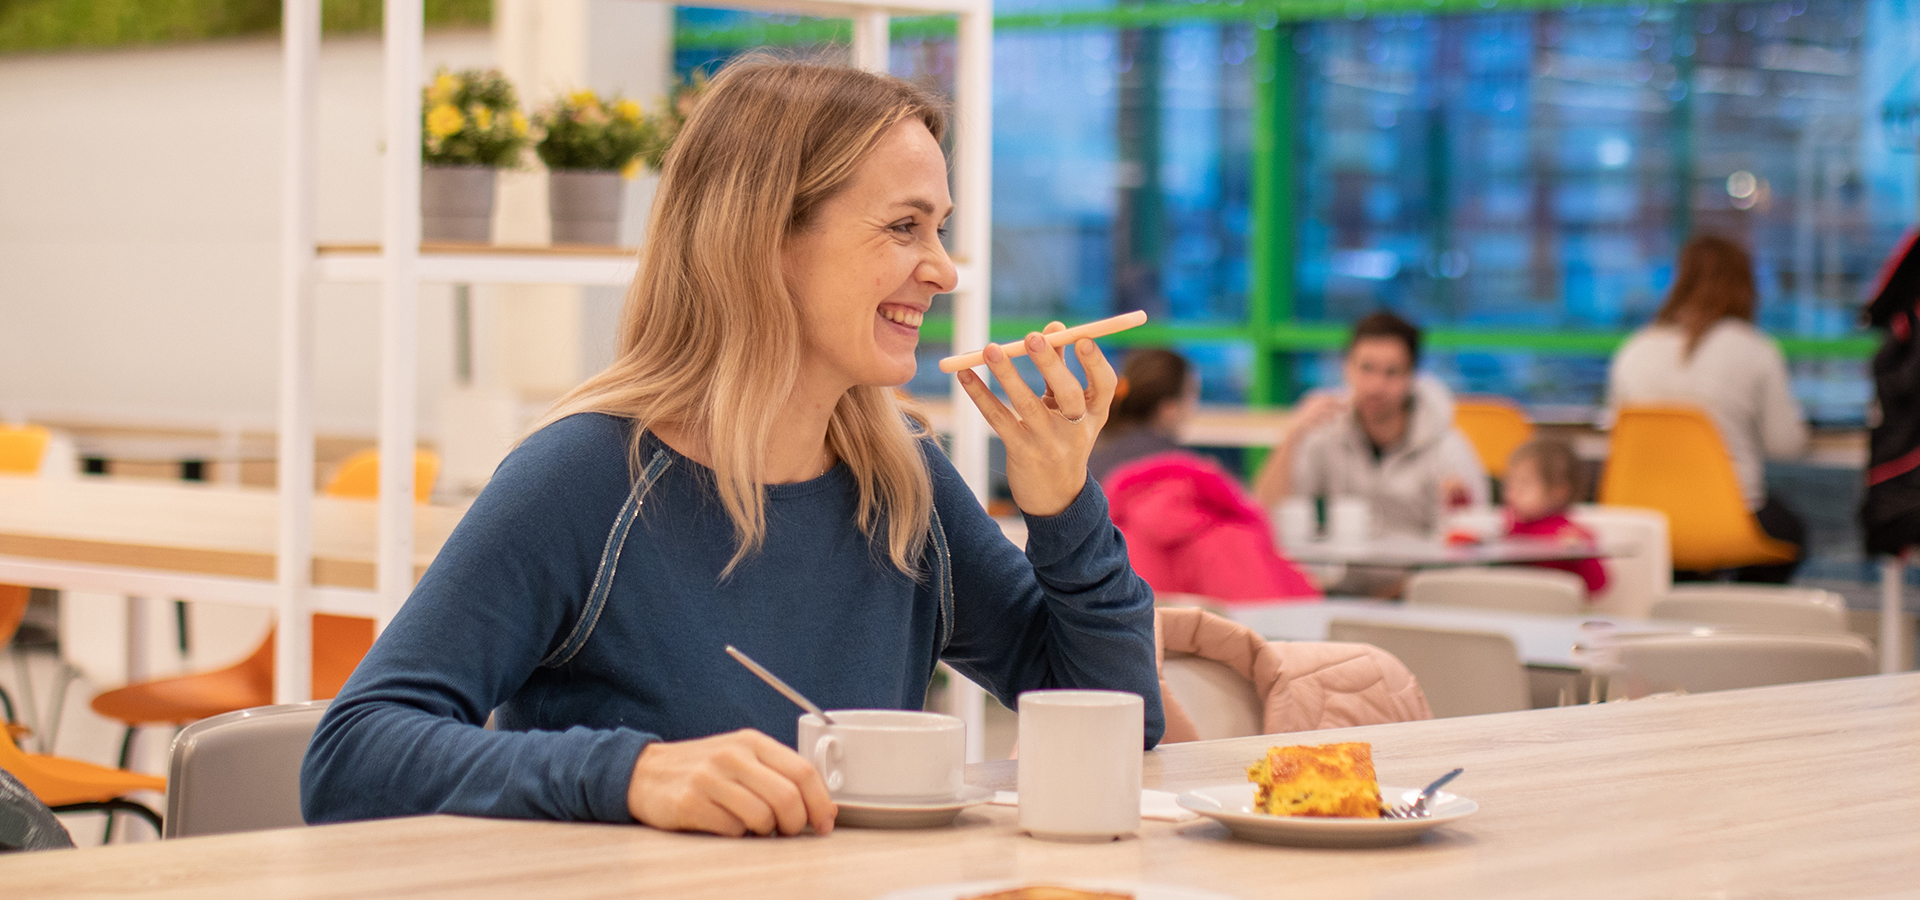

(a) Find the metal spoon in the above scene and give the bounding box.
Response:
[1382,767,1463,820]
[724,645,835,725]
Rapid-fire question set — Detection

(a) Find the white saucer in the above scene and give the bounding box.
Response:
[834,785,996,829]
[1175,782,1478,848]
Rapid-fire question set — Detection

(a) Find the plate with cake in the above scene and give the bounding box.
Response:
[1175,742,1476,848]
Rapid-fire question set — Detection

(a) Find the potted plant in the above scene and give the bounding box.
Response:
[420,68,529,242]
[532,89,654,246]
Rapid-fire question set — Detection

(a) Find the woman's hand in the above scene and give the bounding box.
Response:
[955,322,1118,517]
[627,729,837,837]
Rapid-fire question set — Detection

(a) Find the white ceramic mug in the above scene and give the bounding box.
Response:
[797,710,965,804]
[1016,690,1143,842]
[1274,497,1317,546]
[1328,496,1372,545]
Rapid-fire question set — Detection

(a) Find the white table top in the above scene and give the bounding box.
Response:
[1227,598,1706,670]
[8,674,1915,899]
[1279,534,1625,569]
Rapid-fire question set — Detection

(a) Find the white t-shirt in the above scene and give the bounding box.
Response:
[1607,319,1808,510]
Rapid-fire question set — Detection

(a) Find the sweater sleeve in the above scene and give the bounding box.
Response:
[929,449,1166,749]
[1755,338,1810,459]
[301,415,654,825]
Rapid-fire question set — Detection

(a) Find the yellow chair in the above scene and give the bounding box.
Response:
[1598,405,1796,573]
[0,424,51,474]
[1453,398,1534,478]
[323,448,440,501]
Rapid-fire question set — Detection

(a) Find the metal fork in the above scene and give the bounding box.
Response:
[1381,768,1464,820]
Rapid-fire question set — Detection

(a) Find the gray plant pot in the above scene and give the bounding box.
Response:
[548,169,626,245]
[421,165,496,242]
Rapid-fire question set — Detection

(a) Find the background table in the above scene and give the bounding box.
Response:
[1227,598,1702,670]
[1278,534,1625,569]
[6,674,1911,898]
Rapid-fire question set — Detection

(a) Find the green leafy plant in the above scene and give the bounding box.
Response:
[532,89,654,176]
[421,67,528,168]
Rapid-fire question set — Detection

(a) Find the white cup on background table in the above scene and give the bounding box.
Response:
[1274,497,1317,545]
[1016,689,1143,842]
[1328,496,1372,545]
[797,710,965,804]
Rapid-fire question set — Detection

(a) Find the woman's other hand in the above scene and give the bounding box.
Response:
[956,322,1117,516]
[627,729,837,837]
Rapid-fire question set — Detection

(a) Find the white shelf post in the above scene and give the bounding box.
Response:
[853,10,891,72]
[275,0,320,704]
[378,0,425,632]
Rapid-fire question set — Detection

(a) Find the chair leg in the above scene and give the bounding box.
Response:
[116,725,136,770]
[0,682,14,724]
[54,799,161,842]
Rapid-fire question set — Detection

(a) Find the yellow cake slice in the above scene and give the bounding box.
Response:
[1245,742,1382,818]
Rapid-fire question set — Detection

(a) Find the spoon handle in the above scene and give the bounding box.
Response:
[725,645,835,725]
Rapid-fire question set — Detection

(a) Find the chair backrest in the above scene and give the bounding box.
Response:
[1569,504,1672,619]
[1326,619,1529,718]
[0,425,50,474]
[1160,653,1264,741]
[164,700,329,838]
[323,448,441,502]
[1452,399,1534,478]
[1611,633,1873,696]
[1651,584,1848,635]
[0,584,28,646]
[241,614,378,700]
[1403,566,1586,614]
[1598,405,1795,571]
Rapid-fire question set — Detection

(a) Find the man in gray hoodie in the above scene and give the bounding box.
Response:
[1254,311,1489,539]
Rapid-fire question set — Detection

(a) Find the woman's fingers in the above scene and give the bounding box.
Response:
[627,729,834,837]
[982,341,1051,424]
[1025,333,1090,423]
[1075,337,1118,422]
[956,367,1022,436]
[746,733,838,835]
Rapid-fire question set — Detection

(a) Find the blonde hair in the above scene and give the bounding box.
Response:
[538,59,947,575]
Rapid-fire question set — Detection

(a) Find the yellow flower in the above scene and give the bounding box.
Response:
[426,103,465,138]
[614,98,642,122]
[426,71,460,105]
[569,89,600,110]
[510,110,529,136]
[622,157,642,180]
[470,103,494,131]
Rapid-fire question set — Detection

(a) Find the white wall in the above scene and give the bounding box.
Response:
[0,8,672,442]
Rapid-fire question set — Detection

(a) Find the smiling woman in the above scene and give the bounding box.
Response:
[300,59,1165,840]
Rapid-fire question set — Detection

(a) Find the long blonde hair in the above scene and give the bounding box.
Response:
[539,60,946,575]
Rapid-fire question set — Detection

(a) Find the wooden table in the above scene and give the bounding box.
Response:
[6,674,1913,898]
[1227,598,1702,670]
[0,475,465,618]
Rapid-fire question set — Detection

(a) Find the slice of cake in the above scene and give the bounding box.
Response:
[1245,742,1382,818]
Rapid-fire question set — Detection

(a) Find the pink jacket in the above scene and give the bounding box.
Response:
[1106,452,1320,603]
[1154,606,1433,743]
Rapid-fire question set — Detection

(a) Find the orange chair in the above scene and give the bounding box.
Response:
[1,425,52,728]
[1598,405,1796,573]
[1,722,166,837]
[1452,398,1534,479]
[0,424,51,473]
[324,448,440,501]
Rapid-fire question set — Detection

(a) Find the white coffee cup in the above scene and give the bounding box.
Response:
[1328,496,1372,545]
[1016,690,1143,842]
[1274,497,1317,545]
[797,710,965,804]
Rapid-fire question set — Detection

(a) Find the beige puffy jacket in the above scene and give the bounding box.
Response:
[1154,606,1432,744]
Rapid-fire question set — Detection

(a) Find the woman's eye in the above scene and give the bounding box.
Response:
[891,222,917,235]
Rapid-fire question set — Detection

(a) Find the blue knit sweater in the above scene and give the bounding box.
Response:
[301,413,1164,824]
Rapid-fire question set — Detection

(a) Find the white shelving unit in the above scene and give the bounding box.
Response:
[277,0,996,750]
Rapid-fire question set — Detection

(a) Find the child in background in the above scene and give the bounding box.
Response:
[1503,438,1608,597]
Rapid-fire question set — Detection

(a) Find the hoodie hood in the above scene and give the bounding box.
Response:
[1402,375,1460,454]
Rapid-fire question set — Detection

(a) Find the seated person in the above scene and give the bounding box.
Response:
[1253,311,1489,539]
[1088,348,1196,485]
[300,60,1164,838]
[1096,350,1318,602]
[1608,235,1808,583]
[1501,438,1607,598]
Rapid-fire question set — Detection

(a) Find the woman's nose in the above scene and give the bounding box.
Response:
[921,240,959,294]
